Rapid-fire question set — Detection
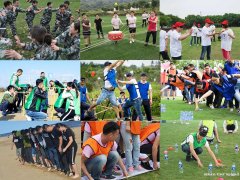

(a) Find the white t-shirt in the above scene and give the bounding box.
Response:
[160,30,168,52]
[221,29,234,51]
[170,30,182,57]
[210,25,216,33]
[126,14,130,20]
[201,26,212,46]
[128,16,137,28]
[111,17,122,29]
[142,13,148,20]
[167,29,173,38]
[197,28,202,37]
[104,67,116,88]
[191,26,198,36]
[181,134,210,148]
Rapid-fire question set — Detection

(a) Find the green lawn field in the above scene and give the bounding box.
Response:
[1,0,80,59]
[80,15,159,60]
[174,27,240,60]
[161,97,240,120]
[160,120,240,180]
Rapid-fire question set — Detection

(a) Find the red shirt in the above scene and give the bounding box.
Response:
[148,16,157,31]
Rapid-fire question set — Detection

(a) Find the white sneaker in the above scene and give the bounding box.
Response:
[25,115,32,121]
[74,115,80,121]
[209,105,214,109]
[57,113,62,117]
[130,40,132,44]
[230,108,234,112]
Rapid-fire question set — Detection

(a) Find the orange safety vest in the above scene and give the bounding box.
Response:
[170,76,185,91]
[140,123,160,144]
[195,80,210,93]
[82,137,114,158]
[161,72,168,84]
[88,121,107,136]
[168,68,177,75]
[130,121,142,135]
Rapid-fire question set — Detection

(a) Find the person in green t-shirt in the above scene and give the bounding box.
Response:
[181,125,223,168]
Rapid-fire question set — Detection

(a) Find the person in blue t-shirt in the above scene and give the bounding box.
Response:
[132,73,152,121]
[117,91,131,118]
[224,60,240,75]
[118,72,143,121]
[85,60,125,120]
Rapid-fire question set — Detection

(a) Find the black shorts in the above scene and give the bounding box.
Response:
[82,31,91,38]
[167,82,176,90]
[66,144,78,165]
[113,28,119,31]
[129,28,136,33]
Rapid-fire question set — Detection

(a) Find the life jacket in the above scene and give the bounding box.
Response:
[213,75,236,100]
[65,90,80,115]
[138,81,150,100]
[168,68,177,75]
[130,121,142,135]
[202,120,214,138]
[88,121,107,136]
[80,85,87,103]
[10,73,19,88]
[24,87,46,111]
[195,80,210,93]
[82,137,114,158]
[191,132,207,149]
[41,77,48,91]
[161,72,168,84]
[54,93,67,109]
[104,69,117,88]
[170,76,185,91]
[227,120,234,125]
[202,70,214,80]
[140,123,160,144]
[126,80,140,100]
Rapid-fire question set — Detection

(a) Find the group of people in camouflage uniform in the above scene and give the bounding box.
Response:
[0,0,80,60]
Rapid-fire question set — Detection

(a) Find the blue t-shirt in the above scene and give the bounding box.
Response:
[224,61,240,75]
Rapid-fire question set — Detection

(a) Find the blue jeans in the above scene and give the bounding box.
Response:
[190,36,196,45]
[123,98,143,120]
[26,110,47,121]
[47,147,61,169]
[0,101,9,115]
[120,122,140,168]
[85,151,119,179]
[200,45,211,60]
[96,88,118,107]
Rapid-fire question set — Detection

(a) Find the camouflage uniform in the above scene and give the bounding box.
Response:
[22,42,60,60]
[0,9,17,37]
[52,10,71,35]
[25,5,39,31]
[40,7,58,33]
[0,9,7,37]
[55,29,80,60]
[13,7,26,21]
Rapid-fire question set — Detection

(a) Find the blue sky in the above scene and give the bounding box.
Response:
[0,61,80,88]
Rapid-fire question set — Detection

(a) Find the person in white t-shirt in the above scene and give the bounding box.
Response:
[220,20,235,61]
[190,23,198,46]
[128,11,137,44]
[111,12,123,31]
[196,23,202,46]
[200,18,215,60]
[142,11,148,27]
[170,22,192,60]
[160,27,170,60]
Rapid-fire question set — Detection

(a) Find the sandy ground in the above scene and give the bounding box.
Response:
[0,91,60,121]
[0,127,81,180]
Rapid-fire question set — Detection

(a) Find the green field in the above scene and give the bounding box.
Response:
[80,15,159,60]
[171,27,240,60]
[160,120,240,180]
[161,97,240,120]
[1,0,80,59]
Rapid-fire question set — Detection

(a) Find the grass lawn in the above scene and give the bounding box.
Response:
[161,97,240,120]
[80,15,159,60]
[160,120,240,180]
[1,0,80,60]
[176,27,240,60]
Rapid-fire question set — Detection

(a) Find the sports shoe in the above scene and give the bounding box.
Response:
[135,165,144,171]
[141,161,153,170]
[100,175,116,179]
[230,108,234,112]
[57,113,62,117]
[132,39,135,43]
[130,40,132,44]
[209,105,215,109]
[128,166,134,174]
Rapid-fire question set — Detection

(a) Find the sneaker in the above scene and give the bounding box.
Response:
[132,39,135,43]
[53,165,57,170]
[135,165,144,171]
[25,115,32,121]
[47,167,51,171]
[57,113,62,117]
[68,172,74,177]
[130,40,132,44]
[74,115,80,121]
[186,154,191,162]
[209,105,215,109]
[230,108,234,112]
[141,161,153,170]
[100,175,116,179]
[128,166,134,174]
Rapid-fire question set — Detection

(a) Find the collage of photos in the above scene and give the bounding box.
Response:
[1,0,240,180]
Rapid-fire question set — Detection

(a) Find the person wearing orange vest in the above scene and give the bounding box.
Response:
[195,80,211,109]
[120,121,143,174]
[82,121,128,180]
[167,63,178,100]
[140,122,160,170]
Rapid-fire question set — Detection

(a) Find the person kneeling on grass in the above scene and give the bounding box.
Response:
[181,125,223,168]
[223,120,238,134]
[199,120,221,144]
[57,82,80,121]
[82,121,128,180]
[25,79,48,121]
[0,85,17,116]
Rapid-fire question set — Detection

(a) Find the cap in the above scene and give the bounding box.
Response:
[174,22,185,28]
[205,18,214,24]
[221,20,228,26]
[126,72,133,77]
[104,61,112,67]
[199,125,209,137]
[141,73,147,77]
